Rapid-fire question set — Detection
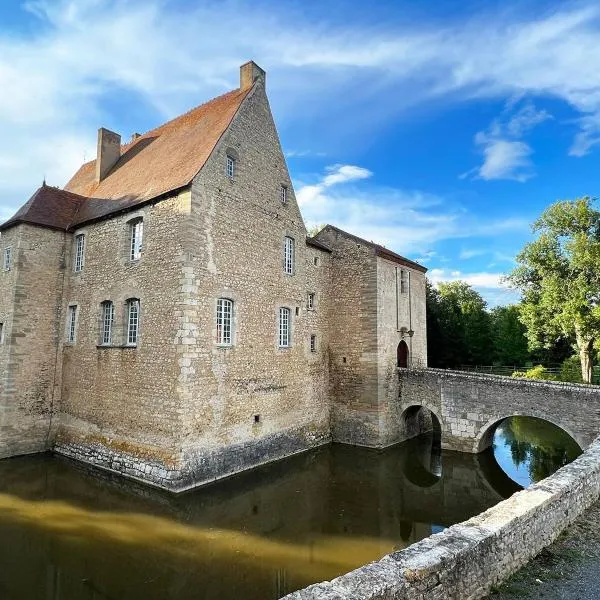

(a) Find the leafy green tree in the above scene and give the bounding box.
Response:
[490,305,529,366]
[511,365,558,381]
[508,197,600,383]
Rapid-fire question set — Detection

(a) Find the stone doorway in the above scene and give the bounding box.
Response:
[397,340,409,368]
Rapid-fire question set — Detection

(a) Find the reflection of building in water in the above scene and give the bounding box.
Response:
[0,441,517,600]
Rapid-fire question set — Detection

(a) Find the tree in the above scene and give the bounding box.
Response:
[507,197,600,383]
[490,305,529,366]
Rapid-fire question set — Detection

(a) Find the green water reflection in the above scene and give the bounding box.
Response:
[493,416,582,487]
[0,423,579,599]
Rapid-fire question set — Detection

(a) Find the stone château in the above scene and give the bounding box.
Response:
[0,62,427,491]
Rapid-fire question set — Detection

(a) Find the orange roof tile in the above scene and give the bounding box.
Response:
[65,86,251,203]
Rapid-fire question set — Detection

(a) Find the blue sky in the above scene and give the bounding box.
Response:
[1,0,600,306]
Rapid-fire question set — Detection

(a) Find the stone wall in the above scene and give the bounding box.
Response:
[0,224,65,458]
[175,79,332,489]
[284,435,600,600]
[54,190,192,488]
[397,368,600,452]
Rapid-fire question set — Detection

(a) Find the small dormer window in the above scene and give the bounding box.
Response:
[226,154,235,178]
[280,185,288,205]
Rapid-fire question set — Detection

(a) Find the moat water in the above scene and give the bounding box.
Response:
[0,417,581,600]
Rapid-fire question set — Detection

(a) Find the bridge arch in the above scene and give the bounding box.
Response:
[473,414,584,454]
[399,402,443,445]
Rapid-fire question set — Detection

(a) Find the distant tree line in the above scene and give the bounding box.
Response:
[426,280,574,373]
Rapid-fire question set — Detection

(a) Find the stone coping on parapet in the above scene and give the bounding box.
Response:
[400,366,600,393]
[282,435,600,600]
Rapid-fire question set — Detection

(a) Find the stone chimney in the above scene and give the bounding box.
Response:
[95,127,121,183]
[240,61,266,90]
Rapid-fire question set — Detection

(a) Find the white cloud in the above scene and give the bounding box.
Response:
[478,139,534,182]
[295,164,528,255]
[3,1,600,217]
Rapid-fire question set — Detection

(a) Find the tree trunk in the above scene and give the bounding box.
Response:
[578,337,594,384]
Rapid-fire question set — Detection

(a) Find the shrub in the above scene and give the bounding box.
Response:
[511,365,558,381]
[559,355,583,383]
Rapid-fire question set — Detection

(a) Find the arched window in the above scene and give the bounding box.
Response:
[216,298,234,345]
[279,307,291,348]
[100,301,114,345]
[126,298,140,346]
[128,218,144,261]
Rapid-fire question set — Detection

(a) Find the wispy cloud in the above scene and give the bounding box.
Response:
[463,100,552,181]
[295,164,528,254]
[3,1,600,216]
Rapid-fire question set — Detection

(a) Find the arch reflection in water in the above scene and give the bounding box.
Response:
[491,416,583,488]
[0,428,564,600]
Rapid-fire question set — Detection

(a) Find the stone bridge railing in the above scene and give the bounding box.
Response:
[284,435,600,600]
[395,368,600,452]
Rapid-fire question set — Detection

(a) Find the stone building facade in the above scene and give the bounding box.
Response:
[0,62,427,491]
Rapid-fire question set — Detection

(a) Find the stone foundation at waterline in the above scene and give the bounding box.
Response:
[283,436,600,600]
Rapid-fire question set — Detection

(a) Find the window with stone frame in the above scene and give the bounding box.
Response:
[100,301,114,345]
[280,184,288,205]
[307,292,315,310]
[226,154,235,178]
[129,218,144,261]
[278,307,291,348]
[400,269,408,294]
[126,298,140,346]
[216,298,234,345]
[310,334,317,353]
[283,236,295,275]
[74,234,85,272]
[66,305,77,343]
[3,247,11,271]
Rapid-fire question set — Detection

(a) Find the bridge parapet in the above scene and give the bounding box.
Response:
[397,368,600,453]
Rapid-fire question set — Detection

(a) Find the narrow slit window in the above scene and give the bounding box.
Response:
[400,269,408,294]
[101,301,114,345]
[126,299,140,346]
[278,307,291,348]
[226,154,235,178]
[67,305,77,343]
[283,236,295,275]
[280,185,288,204]
[310,334,317,353]
[3,247,11,271]
[129,219,144,261]
[307,293,315,310]
[74,234,85,272]
[0,322,3,344]
[216,298,233,345]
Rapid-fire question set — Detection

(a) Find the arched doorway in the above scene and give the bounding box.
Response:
[397,340,409,368]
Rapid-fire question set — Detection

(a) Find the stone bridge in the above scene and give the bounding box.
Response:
[397,368,600,452]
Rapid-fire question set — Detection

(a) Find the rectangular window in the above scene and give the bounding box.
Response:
[101,301,114,345]
[129,220,144,261]
[279,307,291,348]
[0,322,4,344]
[400,269,408,294]
[216,298,233,345]
[74,234,85,272]
[280,185,288,204]
[283,236,295,275]
[67,305,77,343]
[3,247,12,271]
[307,292,315,310]
[226,155,235,178]
[310,334,317,353]
[126,299,140,346]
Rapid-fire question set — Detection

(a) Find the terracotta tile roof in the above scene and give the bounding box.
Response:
[1,85,252,232]
[65,87,251,203]
[0,184,90,232]
[318,225,427,273]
